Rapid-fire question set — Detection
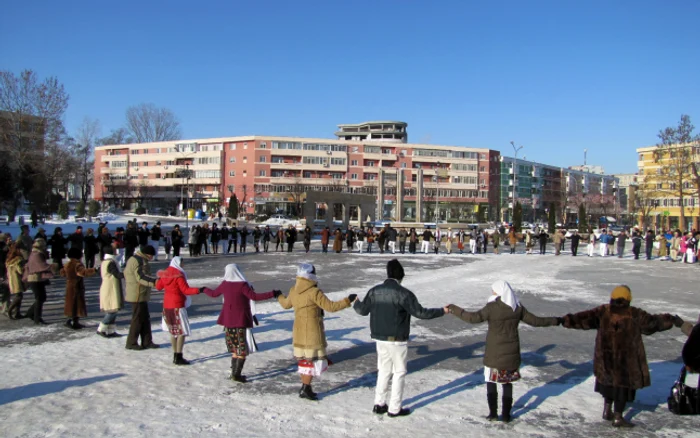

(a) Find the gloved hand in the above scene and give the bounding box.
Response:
[673,315,684,328]
[557,317,565,326]
[199,287,205,294]
[348,294,358,303]
[273,290,282,298]
[253,315,259,326]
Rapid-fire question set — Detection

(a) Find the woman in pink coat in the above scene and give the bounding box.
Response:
[202,264,281,382]
[680,234,688,263]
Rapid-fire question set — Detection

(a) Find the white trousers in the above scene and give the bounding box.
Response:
[356,241,364,253]
[599,243,608,257]
[150,240,160,260]
[375,341,408,414]
[469,240,477,253]
[587,243,595,257]
[388,241,396,254]
[421,241,430,253]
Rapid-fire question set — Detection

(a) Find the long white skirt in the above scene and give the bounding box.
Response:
[161,308,191,337]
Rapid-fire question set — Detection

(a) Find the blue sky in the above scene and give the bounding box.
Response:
[2,0,699,174]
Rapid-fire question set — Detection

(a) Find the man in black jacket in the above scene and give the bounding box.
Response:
[149,221,162,261]
[354,259,446,418]
[137,222,150,249]
[569,230,581,256]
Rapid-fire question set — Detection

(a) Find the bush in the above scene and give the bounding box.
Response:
[135,206,146,215]
[88,200,100,217]
[58,201,69,219]
[228,194,239,218]
[76,200,86,217]
[578,204,587,232]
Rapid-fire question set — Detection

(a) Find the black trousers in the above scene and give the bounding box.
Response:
[633,245,641,259]
[571,242,579,256]
[126,302,153,347]
[8,292,23,318]
[26,282,47,323]
[322,243,328,253]
[539,242,546,254]
[173,244,181,257]
[399,241,406,253]
[287,242,294,252]
[409,242,416,253]
[228,240,238,253]
[646,246,653,259]
[263,241,270,252]
[85,251,96,269]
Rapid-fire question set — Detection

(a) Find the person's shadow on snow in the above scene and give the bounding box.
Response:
[513,344,593,418]
[0,374,125,406]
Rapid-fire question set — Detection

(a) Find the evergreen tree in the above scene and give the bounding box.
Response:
[76,200,86,217]
[513,202,523,232]
[88,200,100,217]
[58,201,69,219]
[548,202,556,233]
[228,194,239,218]
[578,204,587,232]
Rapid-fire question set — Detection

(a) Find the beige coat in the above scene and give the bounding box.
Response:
[124,252,156,303]
[100,255,124,312]
[277,277,351,359]
[6,256,25,294]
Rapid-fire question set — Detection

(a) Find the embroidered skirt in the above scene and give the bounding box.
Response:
[297,359,328,377]
[485,367,521,384]
[161,308,191,337]
[224,327,248,356]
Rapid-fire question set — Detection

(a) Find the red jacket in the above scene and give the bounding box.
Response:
[156,267,200,309]
[203,282,274,328]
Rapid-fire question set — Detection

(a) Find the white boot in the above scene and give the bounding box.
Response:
[97,322,108,337]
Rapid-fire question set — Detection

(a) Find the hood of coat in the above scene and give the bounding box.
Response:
[156,266,185,286]
[292,277,317,295]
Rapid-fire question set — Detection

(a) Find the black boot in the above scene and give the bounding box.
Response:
[501,397,513,423]
[612,412,634,428]
[602,401,613,421]
[487,393,498,421]
[72,318,85,330]
[231,358,247,383]
[299,384,318,400]
[173,352,190,365]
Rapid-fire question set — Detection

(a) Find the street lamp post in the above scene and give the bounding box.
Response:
[510,141,524,224]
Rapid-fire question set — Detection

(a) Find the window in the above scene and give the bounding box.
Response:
[229,157,236,163]
[330,157,346,166]
[304,171,312,178]
[156,161,162,166]
[130,149,139,155]
[259,156,267,163]
[243,171,247,177]
[196,157,220,165]
[229,171,236,177]
[155,173,161,179]
[243,143,248,149]
[352,147,359,153]
[193,170,221,178]
[259,170,266,177]
[480,166,485,172]
[401,163,407,168]
[351,173,358,180]
[639,154,643,160]
[365,146,381,154]
[271,141,302,150]
[260,142,267,149]
[351,160,358,166]
[230,144,237,150]
[243,157,247,164]
[368,161,375,167]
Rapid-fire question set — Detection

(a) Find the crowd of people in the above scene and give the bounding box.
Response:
[0,216,698,428]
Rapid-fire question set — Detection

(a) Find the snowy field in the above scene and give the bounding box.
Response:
[1,242,699,437]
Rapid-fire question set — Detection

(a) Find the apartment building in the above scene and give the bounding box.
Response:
[95,135,501,222]
[499,157,617,224]
[335,121,408,143]
[636,144,700,231]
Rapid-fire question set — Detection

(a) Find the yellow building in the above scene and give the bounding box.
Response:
[636,143,700,231]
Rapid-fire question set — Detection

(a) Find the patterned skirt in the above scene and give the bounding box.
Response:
[161,308,191,337]
[484,367,521,384]
[225,327,248,356]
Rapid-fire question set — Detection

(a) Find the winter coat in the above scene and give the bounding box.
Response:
[538,233,549,244]
[150,226,162,241]
[492,232,500,246]
[332,230,343,252]
[124,252,156,303]
[203,281,275,328]
[84,235,98,256]
[284,228,296,244]
[449,299,558,370]
[124,228,139,248]
[155,266,199,309]
[262,228,272,242]
[15,233,33,258]
[553,232,564,245]
[354,279,444,342]
[304,228,312,244]
[49,234,67,260]
[671,236,681,251]
[656,235,668,256]
[171,229,183,249]
[188,229,198,245]
[211,228,221,242]
[6,255,25,294]
[422,230,433,242]
[508,231,518,245]
[563,302,675,389]
[99,255,124,313]
[25,248,54,283]
[68,232,85,251]
[60,258,97,318]
[137,228,150,246]
[277,277,351,355]
[398,230,407,242]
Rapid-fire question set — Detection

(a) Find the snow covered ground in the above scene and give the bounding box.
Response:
[1,247,699,437]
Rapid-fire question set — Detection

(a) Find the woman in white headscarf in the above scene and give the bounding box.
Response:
[202,264,280,382]
[155,256,201,365]
[277,263,356,401]
[446,280,561,423]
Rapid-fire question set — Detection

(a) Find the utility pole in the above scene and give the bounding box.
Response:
[510,141,524,224]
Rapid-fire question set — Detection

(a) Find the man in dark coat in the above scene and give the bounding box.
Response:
[537,231,549,255]
[285,224,297,252]
[354,259,445,418]
[569,230,581,256]
[562,285,686,427]
[137,222,150,248]
[644,230,655,260]
[262,225,273,252]
[67,227,85,262]
[171,225,183,258]
[124,222,139,262]
[149,221,162,261]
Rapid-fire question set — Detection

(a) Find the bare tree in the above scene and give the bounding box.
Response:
[630,183,656,230]
[125,103,181,143]
[286,178,305,217]
[98,127,133,146]
[73,117,101,202]
[0,70,69,209]
[653,115,700,229]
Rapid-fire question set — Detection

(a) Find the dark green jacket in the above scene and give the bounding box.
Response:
[449,299,558,370]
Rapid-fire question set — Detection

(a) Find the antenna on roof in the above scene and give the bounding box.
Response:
[584,149,588,166]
